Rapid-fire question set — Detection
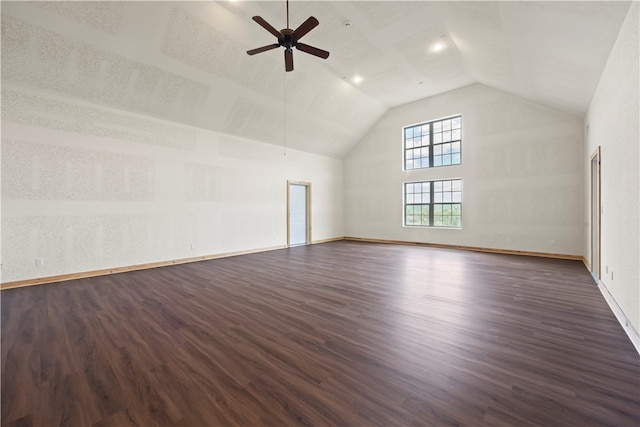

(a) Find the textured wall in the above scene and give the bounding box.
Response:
[344,83,584,255]
[585,3,639,333]
[1,90,344,283]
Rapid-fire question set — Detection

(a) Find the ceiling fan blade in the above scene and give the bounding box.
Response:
[252,16,282,39]
[285,49,294,72]
[247,43,280,55]
[292,16,319,40]
[296,43,330,59]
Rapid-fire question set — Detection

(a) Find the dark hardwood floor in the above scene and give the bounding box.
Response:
[2,241,639,426]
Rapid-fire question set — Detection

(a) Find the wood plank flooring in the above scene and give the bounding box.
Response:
[2,241,639,426]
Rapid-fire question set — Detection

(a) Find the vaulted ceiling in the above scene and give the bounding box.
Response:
[1,1,631,158]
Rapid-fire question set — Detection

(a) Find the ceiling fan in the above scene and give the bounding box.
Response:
[246,0,330,72]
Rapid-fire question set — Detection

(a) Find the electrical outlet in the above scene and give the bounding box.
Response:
[606,265,609,274]
[36,257,45,267]
[190,243,196,250]
[551,239,556,246]
[611,270,614,281]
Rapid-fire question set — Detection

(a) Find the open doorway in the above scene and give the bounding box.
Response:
[287,181,311,247]
[590,147,601,282]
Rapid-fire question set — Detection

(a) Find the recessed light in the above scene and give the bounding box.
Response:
[432,42,445,52]
[352,75,363,85]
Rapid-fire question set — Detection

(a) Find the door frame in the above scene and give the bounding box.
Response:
[590,146,601,280]
[287,181,312,247]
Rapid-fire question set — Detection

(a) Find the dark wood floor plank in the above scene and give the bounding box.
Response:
[2,241,639,426]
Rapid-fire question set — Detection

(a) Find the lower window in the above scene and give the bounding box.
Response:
[404,179,462,228]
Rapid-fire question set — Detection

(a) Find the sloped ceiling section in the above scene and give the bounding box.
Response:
[1,1,630,158]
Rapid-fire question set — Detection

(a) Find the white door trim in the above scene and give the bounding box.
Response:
[287,181,311,247]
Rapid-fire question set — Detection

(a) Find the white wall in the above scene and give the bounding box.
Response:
[585,3,639,336]
[344,83,584,256]
[1,88,344,284]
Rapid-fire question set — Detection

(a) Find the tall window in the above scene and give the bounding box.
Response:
[404,179,462,228]
[404,116,461,170]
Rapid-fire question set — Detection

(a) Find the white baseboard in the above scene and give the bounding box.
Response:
[597,281,640,355]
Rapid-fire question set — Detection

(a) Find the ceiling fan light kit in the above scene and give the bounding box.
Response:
[247,0,330,72]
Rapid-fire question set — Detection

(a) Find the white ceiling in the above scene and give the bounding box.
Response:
[1,1,631,158]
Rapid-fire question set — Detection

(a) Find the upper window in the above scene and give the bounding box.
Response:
[404,115,462,170]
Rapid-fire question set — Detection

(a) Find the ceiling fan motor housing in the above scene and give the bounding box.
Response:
[280,29,295,50]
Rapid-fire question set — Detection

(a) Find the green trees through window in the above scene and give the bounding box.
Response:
[404,179,462,228]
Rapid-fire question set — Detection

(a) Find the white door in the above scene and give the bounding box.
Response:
[289,183,309,247]
[591,148,600,281]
